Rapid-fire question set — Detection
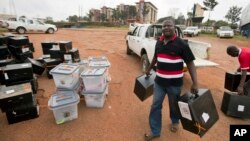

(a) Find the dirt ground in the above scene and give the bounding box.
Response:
[0,28,250,141]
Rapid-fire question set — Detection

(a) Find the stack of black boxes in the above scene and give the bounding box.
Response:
[3,63,38,94]
[0,35,13,85]
[0,35,14,68]
[221,72,250,118]
[40,41,80,79]
[0,35,42,124]
[8,36,34,63]
[0,83,39,124]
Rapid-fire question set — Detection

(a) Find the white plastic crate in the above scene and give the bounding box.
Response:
[88,56,111,68]
[50,64,80,89]
[67,59,88,74]
[48,91,80,124]
[82,87,107,108]
[80,68,107,93]
[57,80,83,95]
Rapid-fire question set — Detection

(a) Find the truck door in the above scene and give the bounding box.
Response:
[133,26,145,55]
[26,19,45,32]
[33,20,46,32]
[26,19,36,32]
[128,27,139,52]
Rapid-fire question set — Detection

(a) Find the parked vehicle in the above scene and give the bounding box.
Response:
[129,22,141,32]
[176,24,186,31]
[0,20,8,28]
[183,26,200,37]
[3,17,57,34]
[216,26,234,38]
[125,24,217,72]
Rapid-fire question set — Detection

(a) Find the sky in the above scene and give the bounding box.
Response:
[0,0,249,22]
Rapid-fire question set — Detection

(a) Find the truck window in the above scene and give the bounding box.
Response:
[138,26,145,37]
[19,19,25,23]
[155,27,162,37]
[133,27,139,36]
[37,21,44,25]
[146,26,154,38]
[28,20,33,24]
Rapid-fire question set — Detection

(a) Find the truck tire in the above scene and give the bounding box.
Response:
[126,42,132,55]
[141,54,150,73]
[16,27,26,34]
[47,28,54,34]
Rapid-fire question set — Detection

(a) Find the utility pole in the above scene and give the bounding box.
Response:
[9,0,17,16]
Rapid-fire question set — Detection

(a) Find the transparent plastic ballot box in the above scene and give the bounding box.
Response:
[80,68,107,93]
[48,90,80,124]
[50,63,80,89]
[82,86,107,108]
[88,56,111,68]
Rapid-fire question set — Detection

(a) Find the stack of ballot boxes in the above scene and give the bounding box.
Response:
[40,41,80,79]
[0,35,11,61]
[0,83,39,124]
[48,63,81,124]
[178,89,219,137]
[8,36,34,63]
[221,72,250,118]
[80,56,110,108]
[0,35,13,85]
[2,63,38,94]
[88,56,111,92]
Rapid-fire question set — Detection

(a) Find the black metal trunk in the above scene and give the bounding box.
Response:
[134,72,156,101]
[178,89,219,137]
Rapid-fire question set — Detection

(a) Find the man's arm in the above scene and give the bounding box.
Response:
[186,61,198,94]
[237,69,247,95]
[145,56,157,75]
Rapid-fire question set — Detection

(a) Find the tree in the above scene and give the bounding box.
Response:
[202,19,216,27]
[88,11,94,22]
[128,6,136,19]
[83,16,89,21]
[100,13,106,22]
[67,15,78,22]
[187,12,193,20]
[203,0,218,24]
[45,17,54,23]
[225,6,242,25]
[214,20,229,29]
[112,8,120,23]
[120,11,128,24]
[175,13,185,25]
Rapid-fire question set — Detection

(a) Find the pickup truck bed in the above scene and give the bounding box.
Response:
[126,24,218,72]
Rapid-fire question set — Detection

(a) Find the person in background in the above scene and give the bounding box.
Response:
[144,19,198,141]
[227,46,250,96]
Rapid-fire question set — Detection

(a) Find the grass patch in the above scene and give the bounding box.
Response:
[199,33,250,41]
[0,28,8,34]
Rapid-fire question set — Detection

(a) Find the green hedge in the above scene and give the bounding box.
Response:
[51,22,125,28]
[0,28,8,33]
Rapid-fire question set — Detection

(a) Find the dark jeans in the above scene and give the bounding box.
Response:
[149,82,181,136]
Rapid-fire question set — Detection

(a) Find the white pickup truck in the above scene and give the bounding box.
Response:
[126,24,218,72]
[3,18,57,34]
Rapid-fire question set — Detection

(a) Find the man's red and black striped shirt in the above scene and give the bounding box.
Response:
[154,35,195,87]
